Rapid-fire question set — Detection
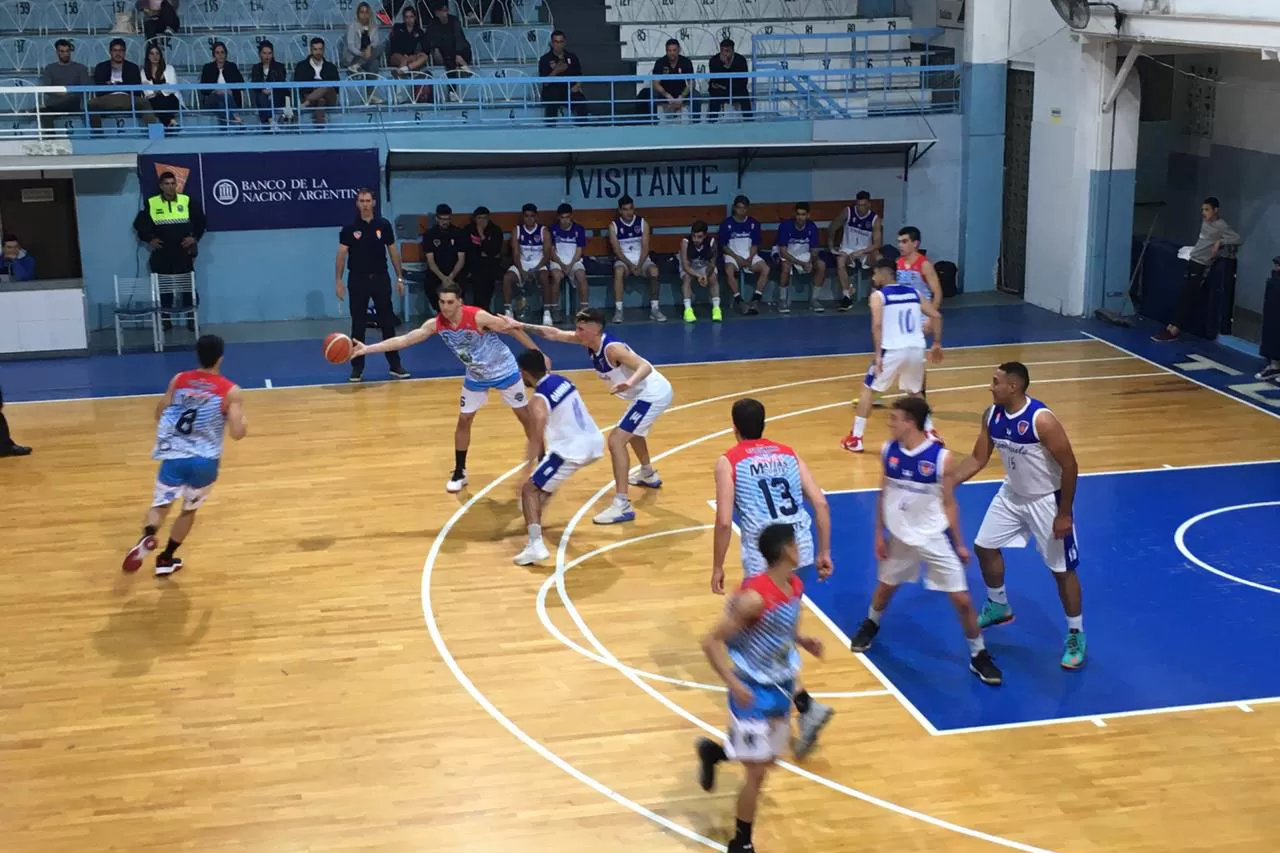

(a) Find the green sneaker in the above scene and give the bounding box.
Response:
[683,306,696,323]
[711,305,723,322]
[1061,630,1086,669]
[977,600,1014,629]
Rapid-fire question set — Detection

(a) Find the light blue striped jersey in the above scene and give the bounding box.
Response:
[727,572,804,685]
[436,305,520,386]
[153,370,235,461]
[725,437,814,577]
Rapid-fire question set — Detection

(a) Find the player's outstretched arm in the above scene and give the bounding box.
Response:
[225,386,248,440]
[873,458,889,560]
[946,410,994,485]
[796,458,832,579]
[351,318,437,358]
[711,456,735,595]
[512,320,577,344]
[1037,411,1078,536]
[702,590,762,704]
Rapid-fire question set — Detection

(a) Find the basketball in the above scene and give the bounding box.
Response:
[323,332,352,364]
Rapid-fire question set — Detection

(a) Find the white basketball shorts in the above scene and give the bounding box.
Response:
[974,483,1080,573]
[864,347,925,394]
[877,532,968,593]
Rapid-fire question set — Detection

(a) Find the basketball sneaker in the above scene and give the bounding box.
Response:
[155,555,184,577]
[592,498,636,525]
[1061,630,1087,669]
[838,294,854,311]
[122,534,158,573]
[840,433,864,453]
[848,618,879,652]
[695,737,724,792]
[969,649,1003,685]
[446,471,468,493]
[628,467,662,488]
[649,305,667,322]
[727,841,754,853]
[977,600,1014,629]
[513,540,551,566]
[388,368,411,380]
[683,306,696,323]
[778,293,791,314]
[792,700,834,759]
[612,307,625,324]
[711,305,723,322]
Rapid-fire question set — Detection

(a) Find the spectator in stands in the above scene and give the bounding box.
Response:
[199,41,244,125]
[251,40,290,125]
[0,387,31,458]
[425,0,473,81]
[464,205,504,311]
[345,3,384,78]
[707,38,750,121]
[423,203,466,314]
[137,0,180,41]
[89,39,157,128]
[0,235,34,282]
[143,43,181,127]
[387,5,430,74]
[293,37,340,124]
[649,38,694,120]
[538,30,587,120]
[1153,196,1243,342]
[39,40,92,129]
[134,171,206,329]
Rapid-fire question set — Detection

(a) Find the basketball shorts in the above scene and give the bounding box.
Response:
[530,437,605,494]
[683,260,713,280]
[723,253,764,273]
[779,250,816,268]
[153,455,220,510]
[726,675,794,762]
[974,483,1079,573]
[460,372,528,414]
[506,263,546,282]
[878,532,968,592]
[836,247,873,269]
[864,347,925,394]
[615,386,673,438]
[614,256,657,276]
[550,258,585,275]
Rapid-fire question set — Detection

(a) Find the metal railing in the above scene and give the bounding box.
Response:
[0,66,959,139]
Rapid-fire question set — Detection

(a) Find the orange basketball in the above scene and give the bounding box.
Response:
[323,332,352,365]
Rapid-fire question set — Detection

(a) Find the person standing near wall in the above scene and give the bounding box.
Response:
[335,189,410,382]
[1152,197,1242,342]
[134,170,205,329]
[423,203,465,314]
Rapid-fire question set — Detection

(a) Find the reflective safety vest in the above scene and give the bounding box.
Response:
[148,193,191,225]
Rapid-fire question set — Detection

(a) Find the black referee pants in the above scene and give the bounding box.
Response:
[0,386,11,447]
[347,271,404,374]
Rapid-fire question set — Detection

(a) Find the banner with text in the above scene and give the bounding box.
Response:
[138,149,380,232]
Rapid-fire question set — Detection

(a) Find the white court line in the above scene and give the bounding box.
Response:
[1081,331,1280,421]
[935,696,1280,736]
[534,524,891,699]
[1091,718,1107,728]
[1240,704,1254,713]
[9,335,1099,406]
[1173,501,1280,595]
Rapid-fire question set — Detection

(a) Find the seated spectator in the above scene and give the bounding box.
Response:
[538,30,587,120]
[425,0,472,75]
[250,40,290,125]
[708,38,750,120]
[143,42,181,127]
[345,3,384,75]
[649,38,694,119]
[137,0,180,40]
[387,5,430,73]
[89,39,157,128]
[0,234,35,282]
[39,40,92,128]
[1153,196,1243,342]
[293,37,340,124]
[200,41,244,124]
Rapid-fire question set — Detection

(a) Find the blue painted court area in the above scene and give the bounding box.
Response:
[800,461,1280,732]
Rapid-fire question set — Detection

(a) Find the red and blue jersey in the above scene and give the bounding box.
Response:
[437,305,520,389]
[727,573,804,685]
[153,370,235,461]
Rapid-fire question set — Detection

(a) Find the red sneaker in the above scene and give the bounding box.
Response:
[122,535,158,573]
[840,434,864,453]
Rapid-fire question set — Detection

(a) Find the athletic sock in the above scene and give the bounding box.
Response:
[614,300,623,311]
[987,585,1008,605]
[1066,614,1084,632]
[751,290,763,301]
[613,492,629,505]
[528,523,542,545]
[144,525,157,538]
[159,538,182,560]
[852,416,867,439]
[453,450,467,476]
[967,635,985,656]
[711,296,721,307]
[650,299,660,311]
[793,690,812,714]
[734,819,753,846]
[683,297,692,309]
[868,606,883,624]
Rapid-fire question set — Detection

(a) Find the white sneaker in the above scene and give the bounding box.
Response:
[649,305,667,322]
[514,540,551,565]
[504,307,514,319]
[592,501,636,525]
[542,309,553,325]
[446,472,468,493]
[628,469,662,488]
[792,701,835,759]
[612,307,625,323]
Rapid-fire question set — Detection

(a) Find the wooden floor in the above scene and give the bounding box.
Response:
[4,339,1280,853]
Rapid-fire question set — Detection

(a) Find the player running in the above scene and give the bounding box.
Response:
[513,349,605,565]
[713,397,834,758]
[122,335,248,576]
[513,307,673,525]
[846,397,1003,685]
[948,361,1086,669]
[695,523,826,853]
[349,282,545,493]
[842,258,944,453]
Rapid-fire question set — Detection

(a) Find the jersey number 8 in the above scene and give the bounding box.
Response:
[757,477,799,519]
[174,409,198,436]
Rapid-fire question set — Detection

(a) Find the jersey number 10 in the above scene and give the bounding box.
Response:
[757,477,799,519]
[897,310,916,335]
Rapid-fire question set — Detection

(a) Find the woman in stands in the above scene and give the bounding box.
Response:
[143,43,180,128]
[387,5,430,74]
[199,41,244,125]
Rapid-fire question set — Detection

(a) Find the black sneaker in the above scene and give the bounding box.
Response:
[969,649,1003,685]
[838,294,854,311]
[745,301,760,315]
[155,555,184,577]
[388,368,411,380]
[695,737,722,792]
[1256,364,1280,381]
[728,839,755,853]
[849,618,879,652]
[348,371,363,383]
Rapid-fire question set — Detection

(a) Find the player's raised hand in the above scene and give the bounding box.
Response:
[710,566,726,595]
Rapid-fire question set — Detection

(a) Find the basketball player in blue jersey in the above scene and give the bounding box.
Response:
[608,195,664,323]
[547,203,590,318]
[846,398,1003,684]
[502,203,551,321]
[719,194,769,314]
[842,259,944,453]
[350,283,545,492]
[513,349,605,565]
[948,361,1087,669]
[829,190,882,310]
[511,307,673,525]
[122,335,248,576]
[714,397,834,758]
[774,201,828,314]
[679,220,722,322]
[695,523,826,853]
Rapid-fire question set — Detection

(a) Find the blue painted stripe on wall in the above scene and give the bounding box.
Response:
[960,62,1006,293]
[1085,167,1137,314]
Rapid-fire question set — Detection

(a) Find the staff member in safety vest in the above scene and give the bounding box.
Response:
[134,170,207,328]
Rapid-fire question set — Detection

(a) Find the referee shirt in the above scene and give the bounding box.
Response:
[340,215,395,276]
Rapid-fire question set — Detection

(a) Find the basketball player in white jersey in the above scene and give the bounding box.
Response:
[349,283,544,492]
[846,397,1003,685]
[122,335,248,576]
[714,397,835,758]
[608,194,664,324]
[548,203,590,319]
[719,194,770,314]
[842,259,943,453]
[679,219,722,322]
[948,361,1086,669]
[829,190,882,310]
[512,307,673,525]
[502,202,551,320]
[513,348,605,565]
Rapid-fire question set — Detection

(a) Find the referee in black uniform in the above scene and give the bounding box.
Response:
[335,188,410,382]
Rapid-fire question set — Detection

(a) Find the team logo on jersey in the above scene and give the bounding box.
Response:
[918,460,934,478]
[1017,421,1029,436]
[888,456,899,468]
[375,230,382,239]
[353,231,362,240]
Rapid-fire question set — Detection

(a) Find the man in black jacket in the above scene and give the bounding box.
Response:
[89,38,156,128]
[649,38,694,119]
[423,203,466,314]
[707,38,750,120]
[293,37,340,123]
[464,206,505,311]
[200,41,243,124]
[426,0,472,74]
[538,30,587,119]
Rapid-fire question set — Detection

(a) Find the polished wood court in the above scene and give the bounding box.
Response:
[4,339,1280,853]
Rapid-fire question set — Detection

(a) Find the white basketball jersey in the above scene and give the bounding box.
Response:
[534,373,602,463]
[517,223,546,268]
[844,206,877,252]
[988,398,1062,498]
[588,335,672,403]
[877,284,925,351]
[881,439,949,546]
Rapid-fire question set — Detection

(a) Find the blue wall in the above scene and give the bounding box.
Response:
[959,61,1006,293]
[1084,168,1137,314]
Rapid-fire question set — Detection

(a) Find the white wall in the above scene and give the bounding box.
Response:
[1211,52,1280,154]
